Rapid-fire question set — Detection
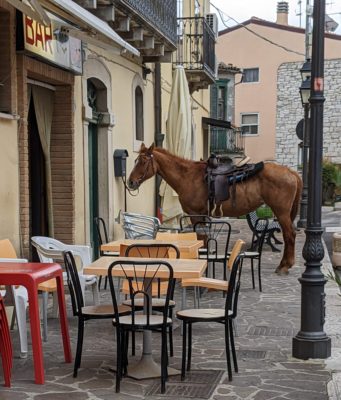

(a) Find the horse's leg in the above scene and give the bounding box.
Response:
[274,214,296,274]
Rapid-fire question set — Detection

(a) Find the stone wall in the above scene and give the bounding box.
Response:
[276,59,341,169]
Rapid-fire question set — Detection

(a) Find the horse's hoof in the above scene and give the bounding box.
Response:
[275,266,289,275]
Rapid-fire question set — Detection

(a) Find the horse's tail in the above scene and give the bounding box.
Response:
[290,170,303,222]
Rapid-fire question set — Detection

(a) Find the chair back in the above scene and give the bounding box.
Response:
[0,239,17,258]
[254,218,269,256]
[121,212,160,239]
[155,232,197,241]
[227,239,245,270]
[179,215,211,232]
[63,251,84,316]
[122,243,180,259]
[194,220,232,260]
[225,253,244,319]
[108,259,174,326]
[31,236,91,271]
[94,217,109,247]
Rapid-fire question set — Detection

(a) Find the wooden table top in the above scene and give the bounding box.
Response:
[101,239,203,259]
[84,256,207,279]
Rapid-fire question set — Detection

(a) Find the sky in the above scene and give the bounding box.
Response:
[210,0,341,34]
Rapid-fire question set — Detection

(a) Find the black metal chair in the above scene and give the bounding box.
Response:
[246,211,282,252]
[121,243,180,357]
[63,251,130,378]
[108,259,175,393]
[94,217,118,290]
[244,218,269,292]
[179,214,212,232]
[194,220,232,280]
[176,253,244,382]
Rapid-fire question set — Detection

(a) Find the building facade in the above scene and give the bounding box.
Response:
[216,3,341,164]
[0,0,215,258]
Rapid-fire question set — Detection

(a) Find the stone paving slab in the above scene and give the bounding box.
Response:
[1,217,340,399]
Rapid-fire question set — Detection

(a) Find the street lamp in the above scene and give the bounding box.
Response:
[292,0,331,359]
[297,60,311,229]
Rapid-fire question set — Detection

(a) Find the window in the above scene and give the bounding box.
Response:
[135,86,144,142]
[241,113,259,135]
[243,68,259,83]
[217,86,226,120]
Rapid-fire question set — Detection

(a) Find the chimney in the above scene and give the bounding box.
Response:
[276,1,289,25]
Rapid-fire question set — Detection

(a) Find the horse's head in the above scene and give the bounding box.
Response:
[128,143,156,190]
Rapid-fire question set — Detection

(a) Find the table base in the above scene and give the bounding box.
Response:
[127,354,180,380]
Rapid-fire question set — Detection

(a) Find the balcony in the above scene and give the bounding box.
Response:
[174,17,216,92]
[210,127,245,157]
[78,0,177,61]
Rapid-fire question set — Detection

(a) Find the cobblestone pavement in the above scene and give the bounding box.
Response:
[1,217,340,400]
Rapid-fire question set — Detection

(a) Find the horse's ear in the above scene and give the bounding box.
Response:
[140,143,146,152]
[148,143,155,153]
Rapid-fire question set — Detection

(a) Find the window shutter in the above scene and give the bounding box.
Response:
[210,84,218,119]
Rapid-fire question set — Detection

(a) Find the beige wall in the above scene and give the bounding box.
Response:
[0,119,20,251]
[217,22,341,162]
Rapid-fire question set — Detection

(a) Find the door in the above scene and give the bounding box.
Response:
[28,96,48,260]
[88,121,99,257]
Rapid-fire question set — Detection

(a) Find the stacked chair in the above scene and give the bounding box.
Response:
[121,212,161,239]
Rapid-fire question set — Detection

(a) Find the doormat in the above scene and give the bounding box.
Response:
[145,369,224,399]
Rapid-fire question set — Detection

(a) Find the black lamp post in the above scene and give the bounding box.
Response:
[292,0,331,359]
[297,60,311,229]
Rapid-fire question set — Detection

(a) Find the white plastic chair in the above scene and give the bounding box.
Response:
[0,257,29,358]
[31,237,99,308]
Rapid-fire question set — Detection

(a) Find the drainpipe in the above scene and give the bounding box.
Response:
[154,62,164,219]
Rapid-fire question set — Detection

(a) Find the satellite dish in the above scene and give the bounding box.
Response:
[325,14,339,33]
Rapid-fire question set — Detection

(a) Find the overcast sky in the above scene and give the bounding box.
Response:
[210,0,341,34]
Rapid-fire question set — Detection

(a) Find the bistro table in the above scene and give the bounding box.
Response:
[101,239,203,259]
[84,256,207,379]
[0,262,72,384]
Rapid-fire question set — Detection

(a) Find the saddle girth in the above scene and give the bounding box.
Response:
[205,158,264,217]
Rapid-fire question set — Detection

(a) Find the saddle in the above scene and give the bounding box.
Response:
[206,154,264,217]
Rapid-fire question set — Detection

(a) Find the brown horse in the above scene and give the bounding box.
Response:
[128,144,302,274]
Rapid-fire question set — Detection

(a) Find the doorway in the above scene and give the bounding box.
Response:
[28,95,48,259]
[87,81,100,257]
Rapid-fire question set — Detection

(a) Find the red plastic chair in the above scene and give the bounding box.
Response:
[0,295,13,387]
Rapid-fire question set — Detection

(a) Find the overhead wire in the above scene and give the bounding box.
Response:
[210,2,305,57]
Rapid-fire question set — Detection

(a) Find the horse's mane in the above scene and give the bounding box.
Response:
[153,147,206,166]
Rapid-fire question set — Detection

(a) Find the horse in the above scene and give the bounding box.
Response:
[128,144,302,275]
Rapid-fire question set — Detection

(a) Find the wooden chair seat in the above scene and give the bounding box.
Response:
[114,314,172,327]
[177,308,232,321]
[181,277,228,291]
[82,304,130,317]
[38,278,57,292]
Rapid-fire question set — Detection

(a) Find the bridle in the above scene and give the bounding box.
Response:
[135,153,154,186]
[125,152,155,195]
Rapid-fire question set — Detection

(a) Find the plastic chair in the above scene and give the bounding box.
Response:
[63,251,130,377]
[177,253,244,382]
[108,259,175,393]
[0,295,13,387]
[31,236,99,306]
[244,219,269,292]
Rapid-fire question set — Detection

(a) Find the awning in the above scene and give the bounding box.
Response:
[202,117,232,129]
[5,0,50,24]
[39,0,140,57]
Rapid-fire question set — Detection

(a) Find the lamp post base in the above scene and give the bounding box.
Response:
[292,335,331,360]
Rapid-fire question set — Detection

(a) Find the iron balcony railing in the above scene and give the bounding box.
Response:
[175,17,216,82]
[116,0,177,47]
[210,127,245,156]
